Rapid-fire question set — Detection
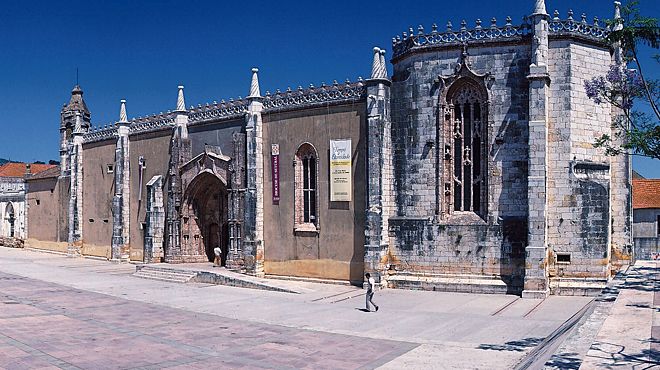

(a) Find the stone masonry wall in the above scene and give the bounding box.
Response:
[388,43,531,290]
[546,40,613,283]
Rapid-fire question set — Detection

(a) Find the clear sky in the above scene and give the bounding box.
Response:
[0,0,658,177]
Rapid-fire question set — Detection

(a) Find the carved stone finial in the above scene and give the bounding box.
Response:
[613,1,623,31]
[248,67,261,98]
[74,112,83,134]
[176,85,185,112]
[379,49,388,79]
[119,99,128,123]
[370,47,387,80]
[533,0,547,15]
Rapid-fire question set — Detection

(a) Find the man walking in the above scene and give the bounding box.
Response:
[213,246,222,267]
[365,273,379,312]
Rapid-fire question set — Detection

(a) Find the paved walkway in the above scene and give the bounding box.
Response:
[544,260,659,369]
[581,260,659,369]
[0,247,646,369]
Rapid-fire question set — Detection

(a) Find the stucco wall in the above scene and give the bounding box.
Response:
[128,130,172,261]
[25,176,69,245]
[189,120,244,158]
[81,139,115,256]
[634,208,660,238]
[262,104,366,282]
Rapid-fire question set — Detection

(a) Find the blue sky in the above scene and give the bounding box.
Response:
[0,0,658,177]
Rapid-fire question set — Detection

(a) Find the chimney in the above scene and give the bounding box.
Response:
[25,163,31,177]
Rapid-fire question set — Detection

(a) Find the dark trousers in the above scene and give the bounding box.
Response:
[366,291,377,311]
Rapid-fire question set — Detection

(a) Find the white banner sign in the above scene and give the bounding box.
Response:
[330,139,352,202]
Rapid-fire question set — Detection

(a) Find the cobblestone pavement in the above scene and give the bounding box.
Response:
[0,272,417,369]
[0,248,593,369]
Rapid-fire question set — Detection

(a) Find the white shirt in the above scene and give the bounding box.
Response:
[368,277,376,293]
[214,247,222,257]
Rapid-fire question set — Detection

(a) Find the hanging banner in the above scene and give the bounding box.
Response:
[330,139,352,202]
[271,144,280,203]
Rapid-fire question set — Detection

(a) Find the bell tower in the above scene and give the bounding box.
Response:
[60,85,91,176]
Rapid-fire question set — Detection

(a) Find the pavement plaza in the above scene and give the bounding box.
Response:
[0,247,656,369]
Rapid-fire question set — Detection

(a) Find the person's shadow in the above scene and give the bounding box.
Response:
[356,308,371,312]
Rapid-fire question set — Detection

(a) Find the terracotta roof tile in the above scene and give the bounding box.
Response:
[26,166,60,180]
[0,163,58,178]
[633,179,660,209]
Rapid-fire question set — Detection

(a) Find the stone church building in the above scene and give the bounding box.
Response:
[24,0,633,297]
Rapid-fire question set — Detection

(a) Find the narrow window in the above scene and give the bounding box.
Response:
[657,215,660,236]
[107,164,114,174]
[295,143,318,230]
[443,81,487,219]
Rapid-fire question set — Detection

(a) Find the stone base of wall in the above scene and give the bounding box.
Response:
[387,272,511,294]
[264,259,363,283]
[0,237,24,248]
[549,277,608,296]
[165,255,209,263]
[25,239,69,253]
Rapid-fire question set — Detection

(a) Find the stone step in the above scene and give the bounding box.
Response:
[133,267,197,284]
[135,269,196,279]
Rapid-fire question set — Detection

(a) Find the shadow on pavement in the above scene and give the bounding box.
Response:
[477,337,544,352]
[544,352,582,369]
[584,341,660,368]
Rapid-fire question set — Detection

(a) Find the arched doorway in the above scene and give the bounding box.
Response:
[4,203,15,238]
[181,171,228,265]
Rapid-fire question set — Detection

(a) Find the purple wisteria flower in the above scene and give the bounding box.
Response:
[584,63,643,110]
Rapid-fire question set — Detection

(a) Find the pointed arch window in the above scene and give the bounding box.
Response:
[294,143,318,231]
[443,80,487,219]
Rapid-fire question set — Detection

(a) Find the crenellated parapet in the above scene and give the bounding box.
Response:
[392,9,610,61]
[548,10,610,41]
[261,80,365,113]
[188,99,250,124]
[83,125,118,143]
[128,113,177,135]
[83,112,177,144]
[81,78,366,143]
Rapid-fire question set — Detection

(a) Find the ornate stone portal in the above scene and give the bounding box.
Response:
[177,148,233,264]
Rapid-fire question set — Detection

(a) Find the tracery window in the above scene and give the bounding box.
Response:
[294,143,318,231]
[443,80,487,218]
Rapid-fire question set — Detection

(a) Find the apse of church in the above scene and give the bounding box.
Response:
[24,0,633,297]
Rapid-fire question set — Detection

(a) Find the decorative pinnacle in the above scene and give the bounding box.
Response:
[248,67,261,98]
[533,0,547,15]
[119,99,128,123]
[379,49,388,79]
[73,111,83,134]
[370,47,385,80]
[176,85,185,112]
[613,1,623,31]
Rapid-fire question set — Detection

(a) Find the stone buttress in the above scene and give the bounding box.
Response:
[523,0,551,298]
[244,68,265,276]
[67,112,85,256]
[364,47,393,284]
[111,100,131,261]
[165,86,192,262]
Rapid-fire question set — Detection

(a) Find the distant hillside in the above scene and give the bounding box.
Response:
[0,158,59,166]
